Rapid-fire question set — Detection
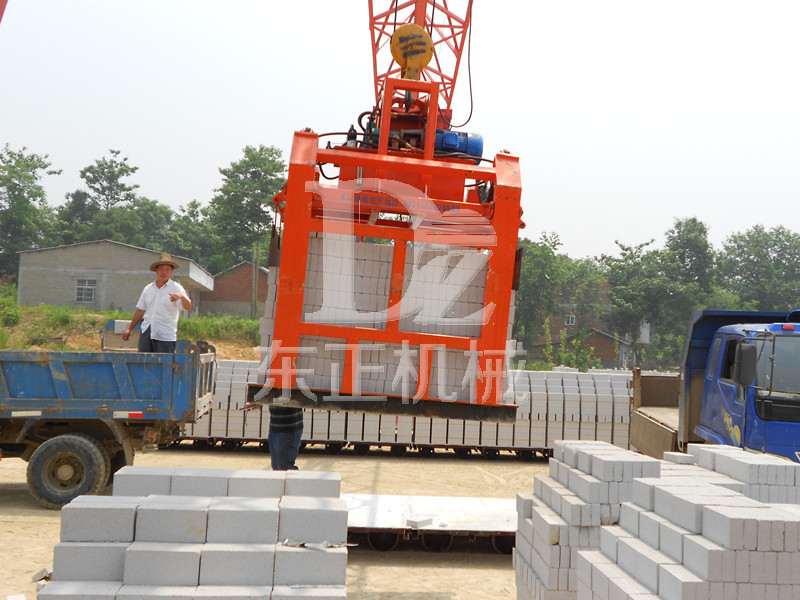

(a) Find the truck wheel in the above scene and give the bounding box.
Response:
[73,433,111,488]
[26,434,108,509]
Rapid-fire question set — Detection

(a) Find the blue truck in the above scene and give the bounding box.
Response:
[0,334,215,508]
[630,310,800,462]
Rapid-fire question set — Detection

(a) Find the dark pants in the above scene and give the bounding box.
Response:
[138,327,176,353]
[268,425,303,470]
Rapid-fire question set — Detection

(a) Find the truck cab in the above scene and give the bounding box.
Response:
[696,319,800,462]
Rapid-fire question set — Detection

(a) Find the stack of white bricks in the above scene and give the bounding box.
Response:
[261,233,511,403]
[520,441,800,600]
[514,440,661,600]
[183,361,633,453]
[38,467,347,600]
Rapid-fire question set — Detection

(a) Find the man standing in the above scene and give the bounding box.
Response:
[268,404,304,470]
[122,253,192,353]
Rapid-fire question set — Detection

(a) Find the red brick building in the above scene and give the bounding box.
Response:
[199,262,269,317]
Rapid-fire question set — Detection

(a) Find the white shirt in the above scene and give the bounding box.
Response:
[136,278,188,342]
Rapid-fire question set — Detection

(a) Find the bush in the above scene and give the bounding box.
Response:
[0,295,20,327]
[178,315,260,346]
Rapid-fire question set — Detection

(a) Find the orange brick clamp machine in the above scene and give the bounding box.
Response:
[249,0,524,423]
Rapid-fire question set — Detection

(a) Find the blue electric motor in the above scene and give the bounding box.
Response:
[434,130,484,159]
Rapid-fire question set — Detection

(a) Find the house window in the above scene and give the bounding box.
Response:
[75,279,96,304]
[565,315,576,326]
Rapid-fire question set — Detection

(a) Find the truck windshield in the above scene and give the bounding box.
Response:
[753,334,800,394]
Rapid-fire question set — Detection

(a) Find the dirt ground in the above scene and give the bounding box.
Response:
[0,444,549,599]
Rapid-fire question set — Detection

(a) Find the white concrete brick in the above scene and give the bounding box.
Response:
[135,496,211,543]
[599,526,632,562]
[115,585,200,599]
[663,451,695,465]
[113,466,176,496]
[278,496,348,544]
[273,545,347,586]
[60,496,140,542]
[619,502,642,536]
[269,585,347,599]
[52,542,128,581]
[169,468,232,496]
[284,471,341,498]
[683,534,726,581]
[227,470,286,497]
[123,542,203,586]
[206,497,279,544]
[198,543,275,585]
[659,563,707,600]
[192,586,272,599]
[37,581,122,600]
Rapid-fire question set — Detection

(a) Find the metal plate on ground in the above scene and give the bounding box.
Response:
[344,493,516,536]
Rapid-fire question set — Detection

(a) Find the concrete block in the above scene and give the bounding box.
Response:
[37,581,121,600]
[52,541,128,581]
[619,502,642,536]
[206,497,279,544]
[170,468,232,496]
[683,534,725,581]
[659,520,692,563]
[60,496,140,542]
[269,585,347,599]
[599,525,632,562]
[284,471,341,498]
[273,544,347,586]
[199,543,275,586]
[193,586,271,599]
[617,536,675,592]
[227,470,286,497]
[116,586,200,599]
[663,451,695,465]
[278,496,348,544]
[123,542,203,586]
[135,496,211,543]
[659,563,707,600]
[113,466,176,496]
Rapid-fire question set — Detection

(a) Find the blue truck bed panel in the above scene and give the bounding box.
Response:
[0,341,214,422]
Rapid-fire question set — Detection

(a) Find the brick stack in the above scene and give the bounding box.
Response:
[184,358,634,455]
[518,440,800,600]
[514,441,660,600]
[38,467,347,600]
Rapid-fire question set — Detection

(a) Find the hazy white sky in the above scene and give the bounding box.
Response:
[1,1,799,259]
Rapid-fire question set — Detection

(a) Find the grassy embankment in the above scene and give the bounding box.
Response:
[0,283,259,352]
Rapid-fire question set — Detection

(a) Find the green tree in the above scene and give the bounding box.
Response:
[86,207,145,247]
[0,145,60,277]
[652,217,717,366]
[164,200,220,269]
[131,197,174,251]
[718,225,800,312]
[53,189,100,245]
[512,234,562,352]
[206,145,285,266]
[79,149,139,210]
[600,240,670,367]
[556,256,606,332]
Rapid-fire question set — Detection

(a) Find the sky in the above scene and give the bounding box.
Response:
[1,1,799,260]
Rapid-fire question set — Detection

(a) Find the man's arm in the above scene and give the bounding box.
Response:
[170,292,193,311]
[122,309,146,341]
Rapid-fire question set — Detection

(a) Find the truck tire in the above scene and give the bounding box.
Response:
[26,434,109,509]
[72,433,111,489]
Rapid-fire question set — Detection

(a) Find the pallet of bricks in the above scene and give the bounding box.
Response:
[37,466,347,599]
[515,439,800,600]
[184,357,633,454]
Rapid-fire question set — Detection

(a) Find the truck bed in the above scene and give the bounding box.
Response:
[0,341,214,422]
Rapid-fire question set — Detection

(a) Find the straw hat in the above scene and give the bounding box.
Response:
[149,253,180,272]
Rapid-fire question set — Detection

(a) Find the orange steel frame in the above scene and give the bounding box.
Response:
[267,75,522,417]
[369,0,472,112]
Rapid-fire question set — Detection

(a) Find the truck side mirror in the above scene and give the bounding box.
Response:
[736,344,756,386]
